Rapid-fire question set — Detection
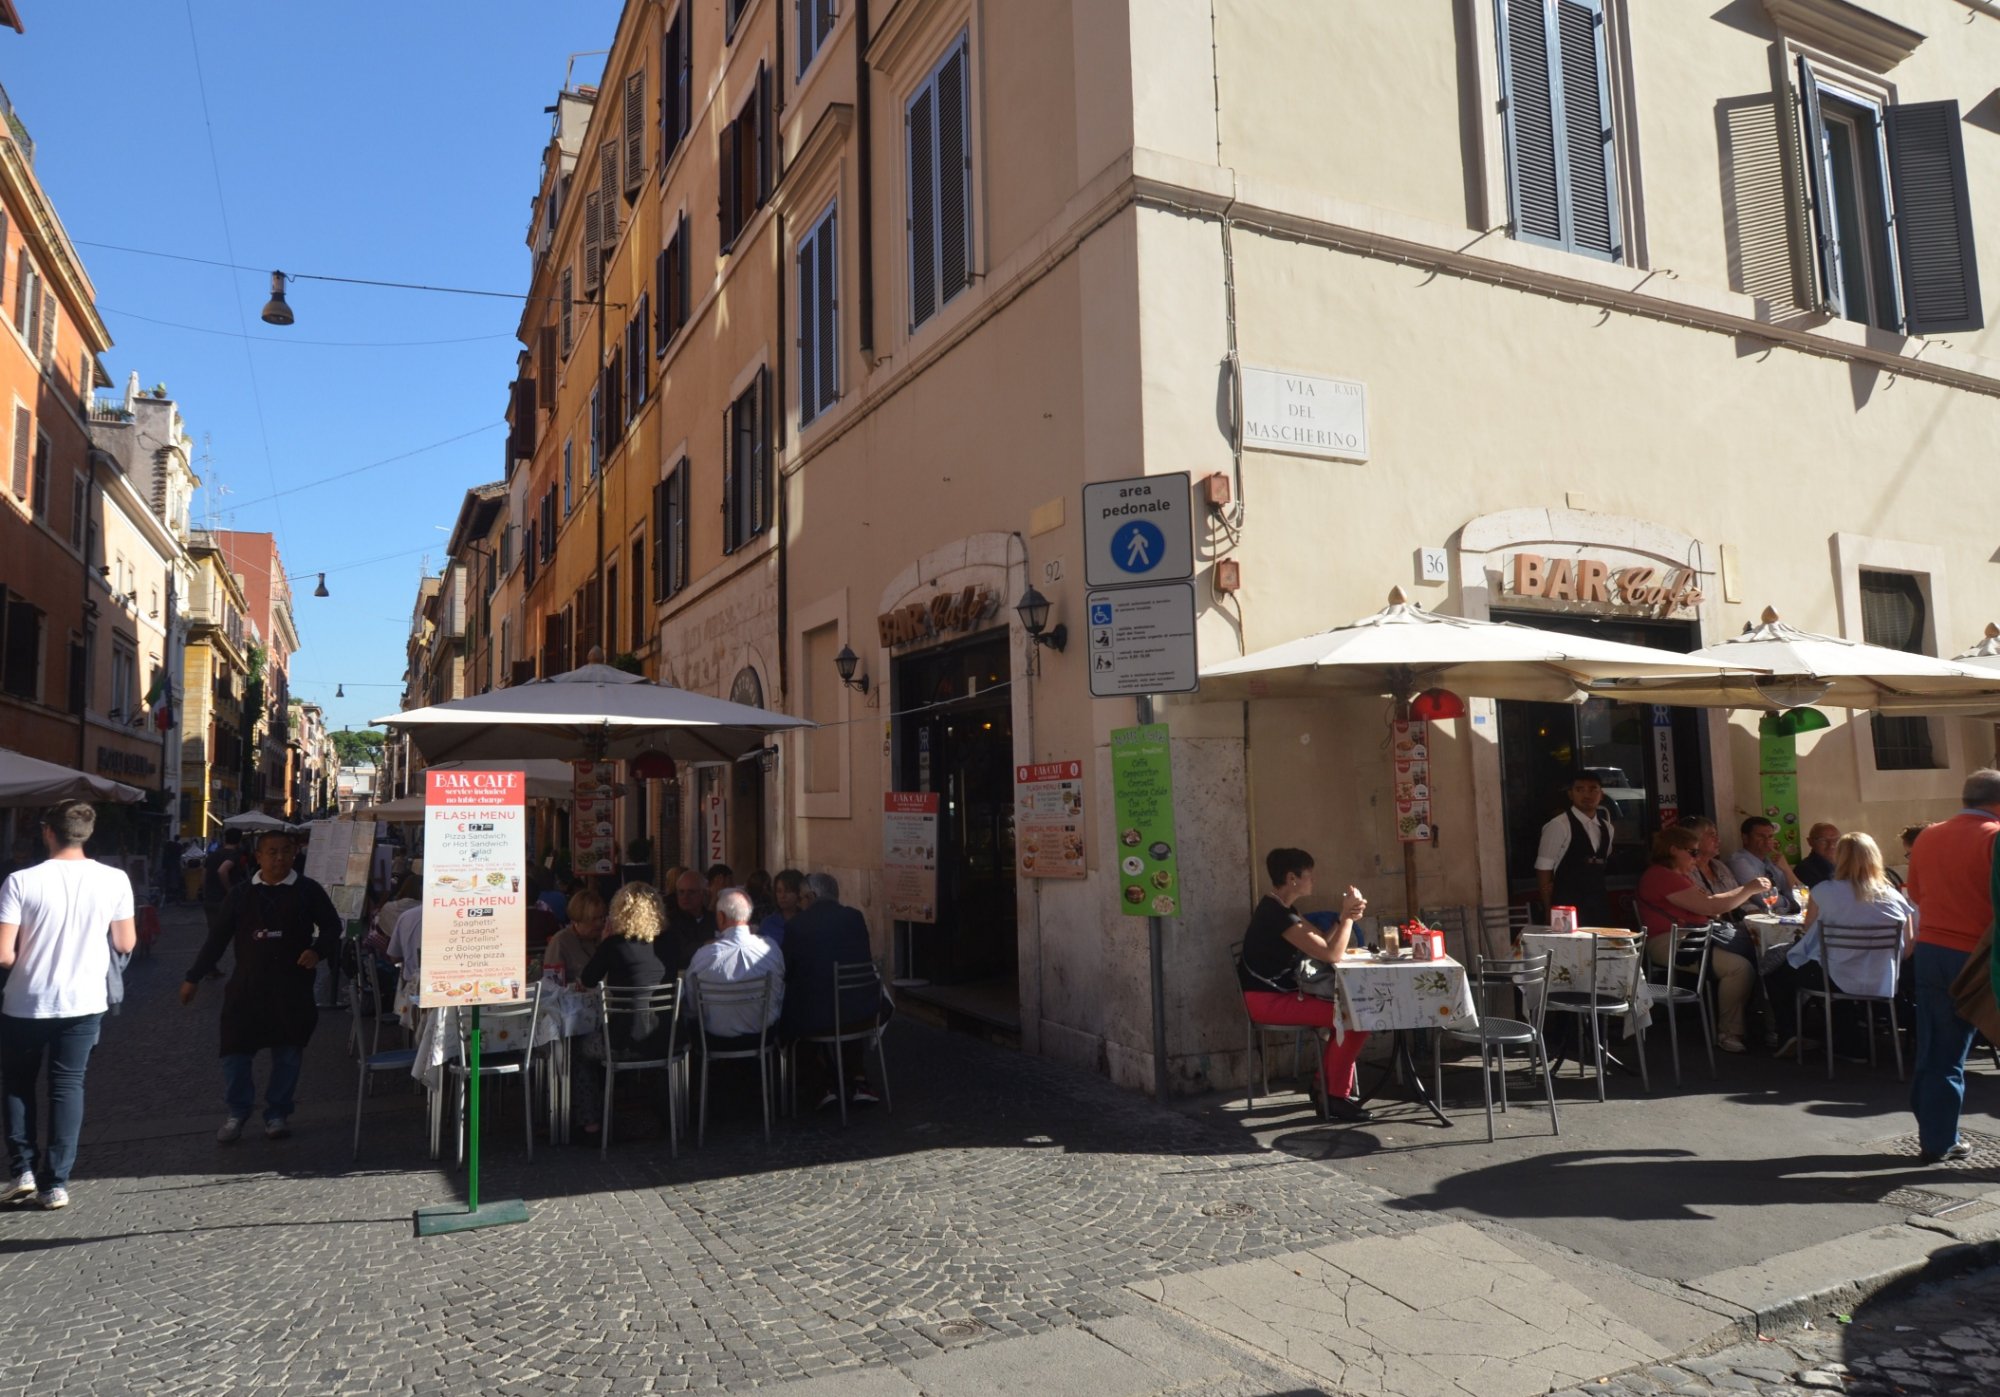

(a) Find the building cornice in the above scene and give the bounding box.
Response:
[1764,0,1924,70]
[0,137,111,351]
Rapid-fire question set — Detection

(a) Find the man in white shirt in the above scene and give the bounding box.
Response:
[1533,772,1617,927]
[688,888,784,1043]
[0,802,138,1210]
[1728,816,1803,915]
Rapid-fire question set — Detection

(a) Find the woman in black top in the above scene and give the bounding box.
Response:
[574,881,673,1136]
[1236,847,1371,1120]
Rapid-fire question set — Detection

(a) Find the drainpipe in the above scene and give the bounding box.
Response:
[855,0,875,357]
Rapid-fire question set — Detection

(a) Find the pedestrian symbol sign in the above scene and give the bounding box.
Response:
[1082,473,1193,588]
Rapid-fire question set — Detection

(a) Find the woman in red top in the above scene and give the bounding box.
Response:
[1636,825,1770,1053]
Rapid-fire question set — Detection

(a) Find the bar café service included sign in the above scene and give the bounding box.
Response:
[420,768,527,1009]
[1015,759,1086,879]
[1111,725,1179,917]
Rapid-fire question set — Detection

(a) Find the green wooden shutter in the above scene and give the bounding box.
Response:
[1885,100,1983,337]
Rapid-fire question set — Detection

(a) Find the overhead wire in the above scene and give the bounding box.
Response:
[99,303,516,348]
[215,423,504,510]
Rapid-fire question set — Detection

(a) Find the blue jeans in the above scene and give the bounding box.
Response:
[222,1046,304,1122]
[2,1013,102,1189]
[1909,943,1978,1157]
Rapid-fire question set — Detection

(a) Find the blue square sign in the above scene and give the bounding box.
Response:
[1089,601,1115,626]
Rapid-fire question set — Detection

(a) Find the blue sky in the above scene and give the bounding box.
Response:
[5,0,621,736]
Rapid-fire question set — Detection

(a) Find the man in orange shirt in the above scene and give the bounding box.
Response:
[1903,769,2000,1163]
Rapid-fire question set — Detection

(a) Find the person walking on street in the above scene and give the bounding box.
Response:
[179,830,342,1142]
[1904,770,2000,1164]
[0,802,138,1210]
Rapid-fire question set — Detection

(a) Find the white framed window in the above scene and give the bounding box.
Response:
[905,33,973,330]
[798,202,839,426]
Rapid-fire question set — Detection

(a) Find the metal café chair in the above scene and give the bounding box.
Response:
[1796,922,1907,1081]
[598,981,688,1159]
[788,962,894,1127]
[1230,939,1314,1111]
[1542,931,1650,1100]
[692,973,781,1146]
[444,994,543,1167]
[350,944,420,1161]
[1433,950,1559,1142]
[1646,922,1718,1084]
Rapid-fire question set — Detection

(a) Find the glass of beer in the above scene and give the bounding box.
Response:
[1380,924,1401,958]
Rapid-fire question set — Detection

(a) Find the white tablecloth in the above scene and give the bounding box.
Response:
[1520,931,1654,1036]
[411,983,601,1089]
[1331,952,1478,1039]
[1744,914,1807,971]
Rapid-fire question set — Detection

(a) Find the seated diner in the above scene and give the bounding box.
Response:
[1766,832,1914,1059]
[1636,825,1770,1055]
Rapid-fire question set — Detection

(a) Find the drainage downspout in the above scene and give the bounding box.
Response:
[855,0,875,358]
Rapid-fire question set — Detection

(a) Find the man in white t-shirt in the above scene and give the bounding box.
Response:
[0,802,138,1210]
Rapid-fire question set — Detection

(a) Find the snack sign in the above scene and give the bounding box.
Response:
[420,769,527,1009]
[1111,725,1179,917]
[1015,760,1086,879]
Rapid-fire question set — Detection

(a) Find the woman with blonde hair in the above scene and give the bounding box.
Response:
[573,882,672,1137]
[1766,832,1914,1060]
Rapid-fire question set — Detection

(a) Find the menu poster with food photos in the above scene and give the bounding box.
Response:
[571,759,621,876]
[882,792,940,923]
[1015,760,1086,880]
[419,769,527,1010]
[1390,719,1433,844]
[1110,725,1179,918]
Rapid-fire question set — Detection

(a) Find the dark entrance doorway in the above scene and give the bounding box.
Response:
[1493,610,1713,922]
[892,632,1017,1028]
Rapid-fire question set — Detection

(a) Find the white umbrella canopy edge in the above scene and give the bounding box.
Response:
[0,748,144,807]
[374,663,814,765]
[221,810,301,832]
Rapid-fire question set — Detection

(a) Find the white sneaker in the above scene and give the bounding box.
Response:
[2,1170,34,1203]
[36,1187,67,1210]
[216,1116,245,1143]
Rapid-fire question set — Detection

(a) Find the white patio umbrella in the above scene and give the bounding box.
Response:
[374,663,812,764]
[222,810,299,833]
[1200,590,1766,918]
[0,747,144,807]
[1587,608,2000,713]
[1955,624,2000,671]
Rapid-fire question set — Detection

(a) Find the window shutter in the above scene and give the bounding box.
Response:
[678,10,694,147]
[754,365,772,536]
[655,249,669,349]
[756,63,773,207]
[721,399,738,552]
[10,406,27,498]
[30,434,47,517]
[12,252,27,333]
[38,290,55,364]
[652,480,668,599]
[1554,0,1619,259]
[1794,58,1844,317]
[624,70,646,195]
[630,540,645,649]
[598,142,621,249]
[799,225,819,421]
[676,215,691,330]
[817,212,838,413]
[538,326,557,407]
[674,465,689,589]
[561,267,575,350]
[719,122,739,244]
[908,85,937,326]
[582,196,602,293]
[509,378,538,459]
[1498,0,1562,245]
[937,45,971,303]
[1885,100,1983,337]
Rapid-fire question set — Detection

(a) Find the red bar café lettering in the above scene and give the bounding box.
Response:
[1509,553,1703,613]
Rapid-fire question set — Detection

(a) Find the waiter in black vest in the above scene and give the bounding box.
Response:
[1533,771,1617,927]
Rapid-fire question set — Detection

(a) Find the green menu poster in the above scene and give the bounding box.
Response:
[1111,724,1179,918]
[1758,730,1802,864]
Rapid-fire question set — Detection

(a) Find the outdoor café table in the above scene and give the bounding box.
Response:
[1331,950,1478,1127]
[1519,929,1654,1038]
[411,982,601,1149]
[1745,912,1806,963]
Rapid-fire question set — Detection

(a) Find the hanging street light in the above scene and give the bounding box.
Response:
[260,271,294,326]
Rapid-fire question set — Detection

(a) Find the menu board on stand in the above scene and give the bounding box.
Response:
[1015,760,1086,879]
[419,769,528,1010]
[1389,720,1433,843]
[882,792,940,922]
[571,759,620,877]
[304,818,376,925]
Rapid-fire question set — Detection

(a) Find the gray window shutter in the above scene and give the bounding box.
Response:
[1498,0,1562,245]
[938,44,971,303]
[908,85,937,327]
[799,226,819,421]
[1885,100,1983,337]
[817,212,837,411]
[1795,58,1844,317]
[582,195,602,293]
[1554,0,1619,259]
[561,267,576,349]
[38,290,54,363]
[11,253,26,333]
[625,70,646,194]
[10,406,27,498]
[599,141,621,248]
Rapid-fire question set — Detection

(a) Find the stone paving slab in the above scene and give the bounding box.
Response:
[1134,1219,1667,1397]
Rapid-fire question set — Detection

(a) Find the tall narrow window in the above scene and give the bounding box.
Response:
[589,387,602,478]
[1859,571,1940,770]
[661,4,692,171]
[719,65,771,252]
[630,538,646,650]
[1494,0,1622,262]
[69,473,85,549]
[798,0,836,77]
[604,561,620,661]
[722,369,771,553]
[656,214,692,350]
[562,438,574,517]
[906,36,973,329]
[561,268,575,353]
[30,431,49,519]
[798,203,839,425]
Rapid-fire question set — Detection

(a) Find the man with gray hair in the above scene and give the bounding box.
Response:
[687,887,784,1042]
[783,872,888,1110]
[0,802,138,1210]
[1903,769,2000,1163]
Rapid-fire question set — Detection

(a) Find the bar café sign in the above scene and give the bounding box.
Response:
[1504,552,1704,616]
[878,584,1000,648]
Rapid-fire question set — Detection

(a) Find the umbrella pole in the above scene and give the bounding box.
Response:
[1396,691,1420,924]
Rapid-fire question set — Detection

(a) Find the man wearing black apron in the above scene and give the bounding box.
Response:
[180,830,342,1142]
[1533,772,1617,928]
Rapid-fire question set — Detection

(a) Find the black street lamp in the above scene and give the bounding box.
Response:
[833,643,870,695]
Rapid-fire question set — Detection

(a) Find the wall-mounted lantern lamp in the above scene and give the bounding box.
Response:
[833,643,870,696]
[1015,585,1067,676]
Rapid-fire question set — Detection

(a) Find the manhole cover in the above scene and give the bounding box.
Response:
[1201,1201,1256,1219]
[1878,1187,1996,1220]
[932,1320,987,1341]
[1877,1129,2000,1170]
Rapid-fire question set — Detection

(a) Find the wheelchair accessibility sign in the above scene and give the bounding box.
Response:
[1085,583,1198,697]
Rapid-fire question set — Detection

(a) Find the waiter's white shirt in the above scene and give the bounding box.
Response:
[1533,805,1614,871]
